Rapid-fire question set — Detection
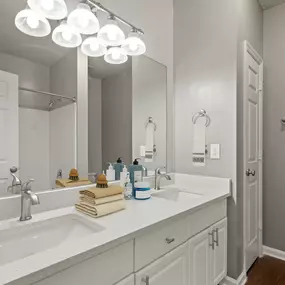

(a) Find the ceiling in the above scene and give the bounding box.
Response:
[0,0,85,66]
[258,0,285,9]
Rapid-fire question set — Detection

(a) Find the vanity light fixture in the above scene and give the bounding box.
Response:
[81,36,107,57]
[67,3,100,35]
[27,0,67,20]
[15,8,51,37]
[122,29,146,56]
[15,0,146,62]
[52,20,82,48]
[104,47,128,65]
[97,15,125,47]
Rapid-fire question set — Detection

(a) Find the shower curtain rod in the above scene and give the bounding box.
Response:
[19,87,76,102]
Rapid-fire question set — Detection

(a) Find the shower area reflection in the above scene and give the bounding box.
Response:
[19,86,77,192]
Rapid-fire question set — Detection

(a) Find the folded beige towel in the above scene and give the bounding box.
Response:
[79,194,124,205]
[79,185,123,199]
[75,200,126,218]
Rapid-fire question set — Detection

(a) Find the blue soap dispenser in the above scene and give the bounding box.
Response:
[129,158,143,188]
[113,157,124,180]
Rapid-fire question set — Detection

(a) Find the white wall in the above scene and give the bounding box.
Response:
[50,104,76,187]
[132,56,167,170]
[88,78,102,174]
[263,3,285,252]
[99,0,174,172]
[19,108,50,191]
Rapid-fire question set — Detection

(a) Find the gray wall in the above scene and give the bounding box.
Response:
[102,67,133,168]
[174,0,262,279]
[263,3,285,251]
[0,52,50,109]
[50,50,77,99]
[88,78,102,174]
[132,56,167,170]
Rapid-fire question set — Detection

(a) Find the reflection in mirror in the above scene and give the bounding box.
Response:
[0,0,79,197]
[88,55,167,179]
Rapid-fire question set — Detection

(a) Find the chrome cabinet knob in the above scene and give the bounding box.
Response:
[142,275,150,285]
[246,169,256,177]
[165,237,175,244]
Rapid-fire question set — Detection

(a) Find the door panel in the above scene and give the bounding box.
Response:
[212,218,227,285]
[245,48,261,271]
[189,228,211,285]
[136,243,188,285]
[0,71,18,196]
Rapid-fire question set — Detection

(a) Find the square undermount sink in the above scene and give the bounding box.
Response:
[152,187,203,202]
[0,214,104,266]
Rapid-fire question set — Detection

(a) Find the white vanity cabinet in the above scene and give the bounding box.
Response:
[189,218,227,285]
[30,201,228,285]
[115,275,135,285]
[135,243,189,285]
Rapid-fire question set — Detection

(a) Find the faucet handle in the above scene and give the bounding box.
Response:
[10,166,18,174]
[22,179,34,192]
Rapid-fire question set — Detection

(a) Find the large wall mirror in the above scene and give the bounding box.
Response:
[0,0,167,198]
[88,56,167,178]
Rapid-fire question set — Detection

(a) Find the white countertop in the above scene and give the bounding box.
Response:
[0,174,231,285]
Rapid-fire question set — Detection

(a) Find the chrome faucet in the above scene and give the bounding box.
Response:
[19,179,40,221]
[7,167,22,194]
[154,168,171,190]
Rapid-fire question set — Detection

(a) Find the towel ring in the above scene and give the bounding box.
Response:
[146,117,157,131]
[192,109,211,127]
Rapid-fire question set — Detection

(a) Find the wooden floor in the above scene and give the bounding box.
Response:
[246,256,285,285]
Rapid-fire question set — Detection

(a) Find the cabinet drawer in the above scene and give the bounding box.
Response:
[34,241,134,285]
[187,200,226,238]
[135,216,188,270]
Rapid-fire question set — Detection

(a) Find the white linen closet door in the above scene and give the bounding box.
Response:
[0,70,19,196]
[244,44,263,271]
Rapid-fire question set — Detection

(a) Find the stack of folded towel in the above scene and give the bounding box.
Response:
[75,185,126,218]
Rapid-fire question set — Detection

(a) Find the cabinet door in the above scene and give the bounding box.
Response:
[115,274,135,285]
[212,218,227,285]
[135,243,189,285]
[188,227,212,285]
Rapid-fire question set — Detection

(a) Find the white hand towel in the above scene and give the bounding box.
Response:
[192,119,206,167]
[145,123,155,162]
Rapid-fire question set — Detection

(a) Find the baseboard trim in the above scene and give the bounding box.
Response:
[220,271,247,285]
[263,246,285,261]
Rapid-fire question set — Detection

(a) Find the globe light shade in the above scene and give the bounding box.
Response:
[122,31,146,56]
[28,0,67,20]
[52,20,82,48]
[15,8,51,37]
[104,47,128,65]
[67,3,100,35]
[98,16,125,47]
[81,37,107,57]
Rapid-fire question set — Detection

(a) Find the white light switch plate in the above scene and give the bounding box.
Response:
[210,144,220,159]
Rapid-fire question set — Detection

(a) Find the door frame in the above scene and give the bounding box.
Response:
[242,41,263,271]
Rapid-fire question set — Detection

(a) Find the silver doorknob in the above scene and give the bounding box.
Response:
[246,169,256,177]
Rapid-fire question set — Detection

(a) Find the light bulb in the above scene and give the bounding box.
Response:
[107,29,117,41]
[27,15,40,29]
[78,17,89,28]
[112,49,121,60]
[62,30,72,41]
[90,41,99,52]
[129,42,138,52]
[41,0,54,11]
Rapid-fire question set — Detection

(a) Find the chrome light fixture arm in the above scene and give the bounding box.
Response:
[86,0,144,35]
